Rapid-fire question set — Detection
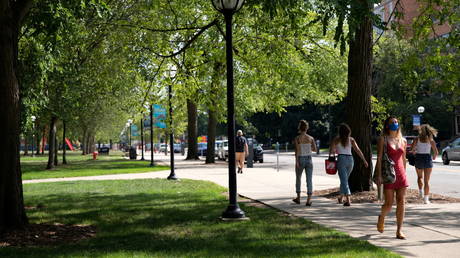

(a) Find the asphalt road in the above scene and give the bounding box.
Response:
[257,151,460,198]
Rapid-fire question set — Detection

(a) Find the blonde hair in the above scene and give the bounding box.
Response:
[237,130,243,136]
[418,124,438,143]
[298,120,309,133]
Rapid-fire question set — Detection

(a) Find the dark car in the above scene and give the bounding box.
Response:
[98,146,110,155]
[404,136,417,158]
[246,138,264,163]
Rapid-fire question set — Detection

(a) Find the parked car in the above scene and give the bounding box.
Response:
[217,140,228,160]
[404,136,417,158]
[173,143,181,153]
[442,137,460,165]
[246,138,264,163]
[198,142,207,156]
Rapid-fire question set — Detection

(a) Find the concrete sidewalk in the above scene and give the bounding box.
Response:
[24,155,460,258]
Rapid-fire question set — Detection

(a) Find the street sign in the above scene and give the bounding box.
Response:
[131,124,139,136]
[152,104,167,129]
[412,115,421,126]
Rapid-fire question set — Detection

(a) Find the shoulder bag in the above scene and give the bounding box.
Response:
[373,136,396,184]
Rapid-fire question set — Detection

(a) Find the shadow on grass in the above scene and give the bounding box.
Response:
[1,180,396,258]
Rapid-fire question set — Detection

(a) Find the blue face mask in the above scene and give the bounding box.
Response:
[389,123,399,131]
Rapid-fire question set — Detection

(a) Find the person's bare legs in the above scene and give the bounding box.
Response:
[378,189,394,233]
[423,168,432,203]
[395,187,407,239]
[416,168,424,197]
[235,152,245,173]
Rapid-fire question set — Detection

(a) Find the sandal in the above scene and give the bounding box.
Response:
[343,202,351,207]
[377,215,385,233]
[292,198,300,204]
[338,196,343,204]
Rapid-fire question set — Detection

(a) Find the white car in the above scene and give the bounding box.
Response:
[442,137,460,165]
[217,140,228,161]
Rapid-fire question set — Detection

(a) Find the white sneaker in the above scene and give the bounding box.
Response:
[424,196,430,204]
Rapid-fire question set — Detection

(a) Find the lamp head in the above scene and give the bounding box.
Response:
[211,0,244,14]
[417,106,425,114]
[127,119,133,124]
[31,115,36,122]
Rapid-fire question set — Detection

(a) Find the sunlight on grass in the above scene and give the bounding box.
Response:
[21,151,168,180]
[0,179,400,258]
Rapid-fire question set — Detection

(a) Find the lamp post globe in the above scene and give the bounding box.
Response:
[211,0,246,220]
[31,116,36,157]
[417,106,425,114]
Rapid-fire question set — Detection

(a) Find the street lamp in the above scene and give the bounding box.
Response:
[150,103,155,167]
[418,106,425,124]
[166,68,178,180]
[211,0,246,219]
[31,115,36,157]
[127,119,133,147]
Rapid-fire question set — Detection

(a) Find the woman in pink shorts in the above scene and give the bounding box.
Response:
[375,116,409,240]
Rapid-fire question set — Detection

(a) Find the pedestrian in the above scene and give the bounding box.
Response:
[292,120,317,206]
[329,123,368,206]
[235,130,248,174]
[411,124,438,204]
[375,116,409,240]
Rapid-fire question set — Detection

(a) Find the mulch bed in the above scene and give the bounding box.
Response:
[1,206,96,247]
[314,187,460,204]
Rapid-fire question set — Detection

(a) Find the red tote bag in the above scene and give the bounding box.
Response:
[325,156,337,175]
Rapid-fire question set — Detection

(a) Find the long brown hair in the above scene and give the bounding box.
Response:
[418,124,438,143]
[338,123,351,147]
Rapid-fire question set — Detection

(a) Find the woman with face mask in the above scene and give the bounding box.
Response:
[375,116,409,240]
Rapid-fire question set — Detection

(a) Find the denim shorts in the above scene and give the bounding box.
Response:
[415,154,433,169]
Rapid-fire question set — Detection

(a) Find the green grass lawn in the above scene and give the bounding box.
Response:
[1,179,400,258]
[21,151,168,180]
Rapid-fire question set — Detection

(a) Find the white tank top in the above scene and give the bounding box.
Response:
[298,143,312,156]
[416,140,431,154]
[336,139,352,155]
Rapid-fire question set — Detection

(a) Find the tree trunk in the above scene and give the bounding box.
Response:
[46,116,57,169]
[81,128,87,155]
[346,1,374,192]
[41,127,46,155]
[36,126,41,155]
[206,108,217,163]
[54,136,58,166]
[186,99,199,160]
[0,0,33,231]
[62,121,67,164]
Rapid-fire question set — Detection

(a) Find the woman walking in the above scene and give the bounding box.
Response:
[412,124,438,204]
[292,120,317,206]
[329,123,368,206]
[376,116,409,239]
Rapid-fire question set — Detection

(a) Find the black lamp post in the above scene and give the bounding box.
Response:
[141,116,145,160]
[211,0,246,219]
[418,106,425,125]
[150,104,155,167]
[31,115,36,157]
[127,119,133,147]
[167,70,178,180]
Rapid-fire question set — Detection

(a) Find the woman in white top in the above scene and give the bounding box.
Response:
[329,123,368,206]
[292,120,317,206]
[411,124,438,204]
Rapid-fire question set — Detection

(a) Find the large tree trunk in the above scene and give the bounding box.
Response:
[186,99,199,160]
[46,116,57,169]
[62,121,67,164]
[346,1,373,192]
[0,0,33,232]
[40,126,46,155]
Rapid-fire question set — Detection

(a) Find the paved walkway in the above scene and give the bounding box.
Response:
[24,155,460,258]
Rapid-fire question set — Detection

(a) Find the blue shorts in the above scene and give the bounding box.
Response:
[415,154,433,169]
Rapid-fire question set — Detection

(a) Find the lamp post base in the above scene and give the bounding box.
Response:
[167,173,178,180]
[221,204,246,219]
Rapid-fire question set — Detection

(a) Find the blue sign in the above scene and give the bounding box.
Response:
[131,124,139,136]
[412,115,421,126]
[153,104,167,128]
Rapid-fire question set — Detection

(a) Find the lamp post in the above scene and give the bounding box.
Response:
[31,115,36,157]
[418,106,425,124]
[127,119,133,147]
[211,0,246,219]
[150,104,155,167]
[167,68,178,180]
